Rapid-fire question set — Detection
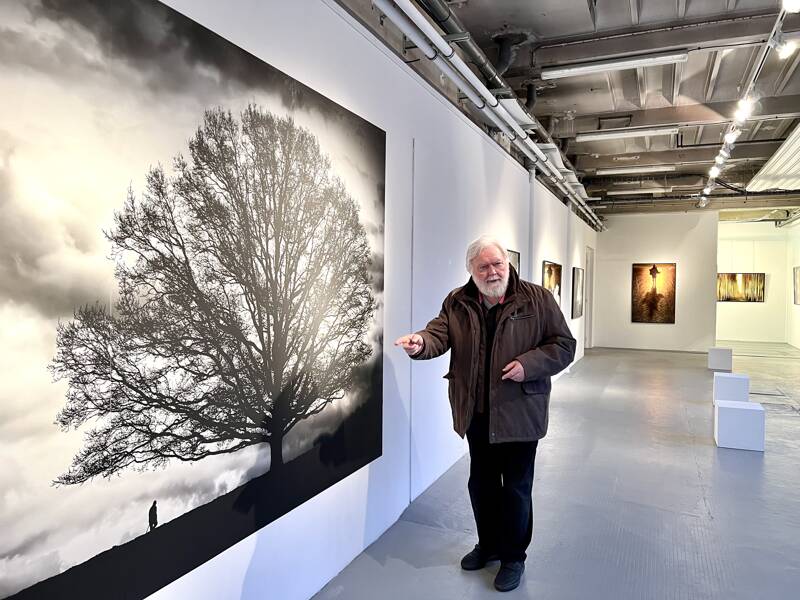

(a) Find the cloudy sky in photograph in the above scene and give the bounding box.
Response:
[0,0,385,596]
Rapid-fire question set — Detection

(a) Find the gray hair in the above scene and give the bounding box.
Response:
[465,235,509,273]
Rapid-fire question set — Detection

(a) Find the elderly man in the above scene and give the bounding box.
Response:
[395,235,576,592]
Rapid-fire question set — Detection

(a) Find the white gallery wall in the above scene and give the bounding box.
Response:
[146,1,579,599]
[594,212,718,352]
[410,131,531,499]
[717,222,788,342]
[786,221,800,350]
[530,178,597,364]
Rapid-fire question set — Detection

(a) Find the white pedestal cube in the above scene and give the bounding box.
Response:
[714,400,765,452]
[713,372,750,405]
[708,347,733,371]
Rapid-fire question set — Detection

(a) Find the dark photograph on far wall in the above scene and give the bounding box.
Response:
[0,1,384,599]
[507,249,521,274]
[542,261,563,305]
[631,263,676,324]
[717,273,766,302]
[794,267,800,305]
[572,267,585,319]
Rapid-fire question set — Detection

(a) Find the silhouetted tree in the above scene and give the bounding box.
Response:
[51,105,375,485]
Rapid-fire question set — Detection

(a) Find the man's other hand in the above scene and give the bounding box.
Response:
[501,360,525,382]
[394,333,424,356]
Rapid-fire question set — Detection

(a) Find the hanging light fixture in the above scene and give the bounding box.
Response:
[777,39,798,59]
[783,0,800,14]
[734,98,755,123]
[724,129,742,145]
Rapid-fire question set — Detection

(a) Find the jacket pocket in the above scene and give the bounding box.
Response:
[521,378,551,395]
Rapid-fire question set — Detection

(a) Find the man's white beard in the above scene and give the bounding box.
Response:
[475,271,509,299]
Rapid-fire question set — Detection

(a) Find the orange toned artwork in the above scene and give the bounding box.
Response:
[717,273,765,302]
[631,263,676,324]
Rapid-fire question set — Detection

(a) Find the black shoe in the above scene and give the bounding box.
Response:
[460,545,500,570]
[494,561,525,592]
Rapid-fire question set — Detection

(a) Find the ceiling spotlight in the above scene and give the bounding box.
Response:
[709,166,721,178]
[734,98,754,123]
[715,155,725,165]
[777,40,798,60]
[783,0,800,14]
[698,196,709,208]
[719,147,731,159]
[703,186,712,195]
[724,129,741,145]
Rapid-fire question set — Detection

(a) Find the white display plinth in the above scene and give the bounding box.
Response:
[713,372,750,405]
[714,400,765,452]
[708,347,733,371]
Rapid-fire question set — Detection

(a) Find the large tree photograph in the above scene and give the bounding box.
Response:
[0,2,384,599]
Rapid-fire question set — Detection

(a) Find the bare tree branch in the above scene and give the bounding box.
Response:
[51,106,376,484]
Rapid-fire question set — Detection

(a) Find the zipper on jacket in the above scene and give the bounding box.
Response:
[510,313,535,320]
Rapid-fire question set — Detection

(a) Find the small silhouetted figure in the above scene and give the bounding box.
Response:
[649,264,660,291]
[148,500,158,532]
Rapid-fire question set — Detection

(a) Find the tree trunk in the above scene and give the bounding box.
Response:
[269,429,284,473]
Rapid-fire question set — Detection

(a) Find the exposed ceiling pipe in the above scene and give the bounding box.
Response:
[374,0,604,230]
[415,0,579,169]
[525,83,537,111]
[494,34,526,75]
[416,0,506,88]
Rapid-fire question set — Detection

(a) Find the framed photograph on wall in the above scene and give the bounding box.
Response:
[542,260,562,305]
[572,267,585,319]
[0,2,385,598]
[631,263,676,324]
[717,273,766,302]
[794,266,800,305]
[507,249,521,275]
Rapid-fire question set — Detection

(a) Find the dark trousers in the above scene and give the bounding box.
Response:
[466,410,538,563]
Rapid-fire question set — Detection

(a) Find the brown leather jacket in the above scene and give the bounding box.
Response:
[412,268,576,442]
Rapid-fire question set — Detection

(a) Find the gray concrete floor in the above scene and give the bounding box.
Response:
[314,348,800,600]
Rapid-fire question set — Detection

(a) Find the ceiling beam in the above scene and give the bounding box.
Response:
[532,13,799,67]
[587,0,597,32]
[695,124,705,145]
[748,119,765,141]
[576,140,781,169]
[670,61,683,106]
[704,50,723,102]
[630,0,640,26]
[774,52,800,96]
[592,195,800,214]
[727,0,737,10]
[677,0,686,19]
[636,67,647,109]
[606,72,618,111]
[584,173,740,188]
[543,94,800,127]
[773,118,798,139]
